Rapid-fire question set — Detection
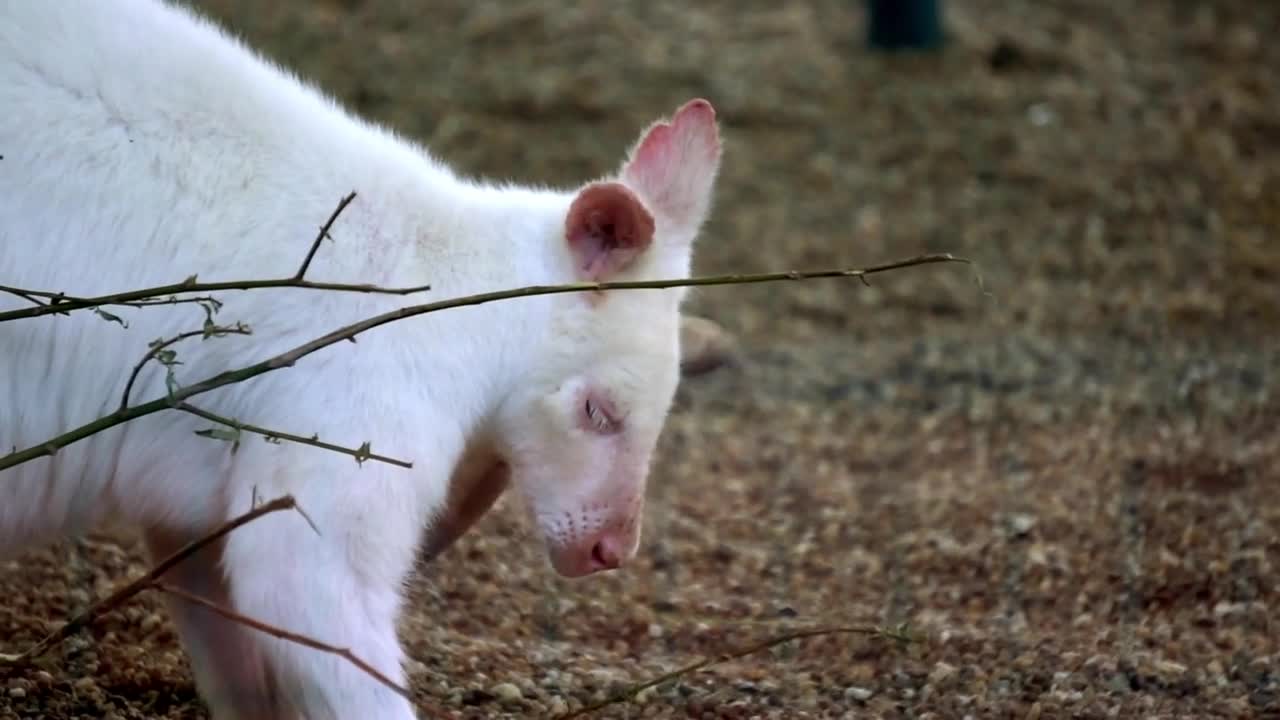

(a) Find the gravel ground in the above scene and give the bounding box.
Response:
[2,0,1278,718]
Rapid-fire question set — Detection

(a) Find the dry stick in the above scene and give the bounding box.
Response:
[295,191,357,280]
[0,253,970,472]
[0,287,48,308]
[0,277,433,323]
[178,402,413,469]
[0,496,300,667]
[0,192,434,324]
[555,624,914,719]
[154,582,412,701]
[3,290,224,312]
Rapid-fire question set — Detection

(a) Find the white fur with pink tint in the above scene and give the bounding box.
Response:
[0,1,721,718]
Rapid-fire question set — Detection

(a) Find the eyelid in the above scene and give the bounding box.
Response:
[584,395,622,434]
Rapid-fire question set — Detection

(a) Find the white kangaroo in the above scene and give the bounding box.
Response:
[0,1,722,717]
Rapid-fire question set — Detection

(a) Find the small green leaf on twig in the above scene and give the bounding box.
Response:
[94,308,128,327]
[198,297,223,324]
[195,426,242,454]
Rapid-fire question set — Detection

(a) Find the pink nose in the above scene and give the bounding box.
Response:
[589,535,624,572]
[550,532,633,578]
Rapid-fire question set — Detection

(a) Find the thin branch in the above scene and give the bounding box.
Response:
[554,623,915,719]
[0,287,49,308]
[115,295,224,309]
[4,290,225,312]
[296,191,357,280]
[0,276,433,323]
[0,253,971,472]
[179,402,413,469]
[154,582,412,701]
[120,324,253,410]
[0,496,300,666]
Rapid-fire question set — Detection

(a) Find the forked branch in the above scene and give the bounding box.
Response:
[0,192,432,324]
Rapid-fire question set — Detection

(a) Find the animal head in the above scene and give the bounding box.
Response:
[493,99,722,578]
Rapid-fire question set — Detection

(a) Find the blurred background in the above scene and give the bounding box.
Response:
[3,1,1276,717]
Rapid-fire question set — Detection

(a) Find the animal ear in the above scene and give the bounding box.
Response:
[565,182,656,281]
[619,98,722,235]
[679,315,738,377]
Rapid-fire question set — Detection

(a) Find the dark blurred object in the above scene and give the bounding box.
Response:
[867,0,945,51]
[987,37,1025,72]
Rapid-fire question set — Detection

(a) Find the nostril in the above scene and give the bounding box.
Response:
[590,538,620,571]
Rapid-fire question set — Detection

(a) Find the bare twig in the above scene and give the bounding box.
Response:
[0,276,433,323]
[154,582,412,701]
[0,287,49,308]
[180,402,413,469]
[0,193,424,324]
[554,623,915,719]
[3,290,225,313]
[0,496,300,667]
[120,324,253,410]
[296,191,357,280]
[0,253,971,472]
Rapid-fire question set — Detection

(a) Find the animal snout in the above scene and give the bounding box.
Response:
[544,502,642,578]
[550,527,636,578]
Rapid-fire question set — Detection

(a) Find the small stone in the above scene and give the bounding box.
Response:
[929,662,957,684]
[73,677,97,693]
[1007,513,1037,537]
[548,696,569,715]
[844,686,874,701]
[491,682,522,703]
[140,613,163,633]
[1027,103,1056,127]
[34,671,54,685]
[7,687,25,699]
[635,686,657,704]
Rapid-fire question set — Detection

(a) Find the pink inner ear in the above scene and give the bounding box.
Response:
[565,182,655,281]
[630,99,718,176]
[621,99,721,229]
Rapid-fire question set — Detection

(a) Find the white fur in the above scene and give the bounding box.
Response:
[0,1,720,718]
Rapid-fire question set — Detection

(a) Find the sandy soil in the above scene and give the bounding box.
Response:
[2,0,1278,718]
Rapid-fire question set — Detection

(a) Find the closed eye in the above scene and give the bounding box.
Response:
[584,396,621,434]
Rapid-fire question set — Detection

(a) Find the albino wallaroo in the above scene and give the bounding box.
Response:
[0,1,722,718]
